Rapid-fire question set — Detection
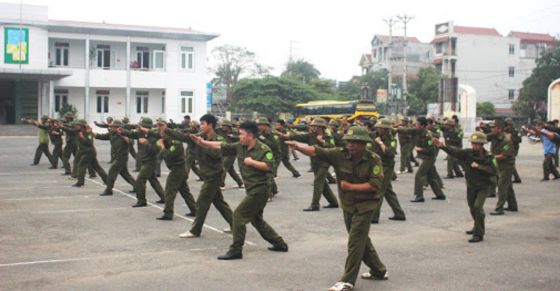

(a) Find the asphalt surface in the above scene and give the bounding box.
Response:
[0,136,559,291]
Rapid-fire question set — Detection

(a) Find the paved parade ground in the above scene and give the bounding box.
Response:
[1,136,559,291]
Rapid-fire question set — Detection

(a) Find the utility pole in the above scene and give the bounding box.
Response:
[383,17,396,114]
[397,15,414,98]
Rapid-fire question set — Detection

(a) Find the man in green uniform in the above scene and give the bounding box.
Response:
[256,117,281,198]
[277,117,339,211]
[397,117,414,174]
[443,120,464,178]
[369,119,406,223]
[174,114,233,238]
[126,118,165,207]
[152,120,196,220]
[287,126,388,291]
[59,112,76,175]
[26,115,55,167]
[95,120,136,196]
[47,118,64,169]
[273,119,301,178]
[191,121,288,260]
[72,120,108,187]
[398,117,446,202]
[218,119,244,189]
[434,132,497,243]
[487,120,518,215]
[505,118,523,183]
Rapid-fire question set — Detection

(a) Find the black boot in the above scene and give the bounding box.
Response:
[217,249,243,260]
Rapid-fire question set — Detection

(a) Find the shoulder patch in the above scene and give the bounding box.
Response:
[266,152,273,160]
[169,145,176,152]
[390,140,397,149]
[373,165,381,175]
[427,140,433,146]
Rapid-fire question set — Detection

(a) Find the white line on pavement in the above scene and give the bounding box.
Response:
[35,207,129,214]
[85,178,257,246]
[1,195,92,201]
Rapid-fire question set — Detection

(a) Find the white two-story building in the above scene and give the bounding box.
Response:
[0,3,217,125]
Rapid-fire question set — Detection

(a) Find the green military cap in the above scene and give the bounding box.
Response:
[221,119,233,127]
[369,116,378,122]
[328,119,340,127]
[63,112,74,118]
[505,117,513,125]
[76,119,87,126]
[41,115,49,121]
[492,119,505,128]
[139,117,153,128]
[402,116,410,122]
[376,118,393,129]
[109,119,123,127]
[469,132,487,144]
[444,119,455,126]
[256,117,270,126]
[155,118,166,125]
[310,117,327,128]
[122,117,130,124]
[342,126,373,143]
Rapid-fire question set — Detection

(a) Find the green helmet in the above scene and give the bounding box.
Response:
[310,117,327,128]
[221,119,233,127]
[444,119,455,126]
[109,119,123,127]
[402,116,410,123]
[376,118,393,129]
[492,119,505,128]
[139,117,153,128]
[328,119,340,127]
[122,117,130,124]
[256,117,270,126]
[76,119,87,126]
[342,126,373,143]
[505,117,513,125]
[469,132,487,144]
[41,115,49,121]
[63,112,74,118]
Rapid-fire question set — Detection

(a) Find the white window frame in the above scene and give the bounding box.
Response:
[96,95,109,113]
[136,50,150,69]
[55,46,69,67]
[161,91,166,114]
[508,89,515,100]
[180,90,194,114]
[136,93,149,114]
[508,66,515,78]
[153,50,165,70]
[96,48,111,69]
[54,94,68,112]
[508,44,515,55]
[180,47,194,71]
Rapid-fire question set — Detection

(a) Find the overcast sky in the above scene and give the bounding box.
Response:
[18,0,560,81]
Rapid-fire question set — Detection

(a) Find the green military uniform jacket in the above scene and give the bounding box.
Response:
[314,147,384,213]
[290,130,335,167]
[368,133,397,169]
[157,138,186,169]
[441,145,497,188]
[77,131,96,155]
[96,131,130,161]
[258,129,282,163]
[487,132,515,167]
[168,129,224,180]
[221,140,274,195]
[399,127,437,159]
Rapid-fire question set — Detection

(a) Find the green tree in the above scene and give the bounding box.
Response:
[232,76,319,117]
[281,59,321,84]
[406,67,441,114]
[337,69,389,101]
[58,103,78,119]
[513,46,560,119]
[476,101,496,117]
[211,45,271,104]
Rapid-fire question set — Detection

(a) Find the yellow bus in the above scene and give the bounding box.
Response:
[293,99,379,125]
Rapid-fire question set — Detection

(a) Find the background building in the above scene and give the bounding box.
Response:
[0,3,217,125]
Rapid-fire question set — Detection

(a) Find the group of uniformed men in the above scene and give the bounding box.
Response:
[24,112,560,291]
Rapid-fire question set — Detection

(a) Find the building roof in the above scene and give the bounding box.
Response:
[373,35,420,44]
[47,19,219,41]
[508,31,559,45]
[359,53,372,67]
[453,25,501,37]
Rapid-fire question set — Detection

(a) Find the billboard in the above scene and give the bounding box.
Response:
[4,27,29,64]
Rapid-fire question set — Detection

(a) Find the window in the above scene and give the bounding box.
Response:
[509,44,515,55]
[508,66,515,78]
[180,91,194,114]
[96,45,111,69]
[508,89,515,100]
[55,43,69,66]
[435,43,443,54]
[180,47,194,70]
[54,89,68,112]
[136,47,150,69]
[136,91,149,114]
[153,50,165,70]
[96,90,110,113]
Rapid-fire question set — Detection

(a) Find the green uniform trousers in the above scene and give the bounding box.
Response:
[105,158,136,191]
[399,144,413,172]
[77,152,107,186]
[269,159,280,195]
[311,163,338,208]
[33,143,53,166]
[185,154,201,180]
[280,154,300,177]
[340,207,387,285]
[467,186,489,237]
[134,159,165,204]
[414,158,445,199]
[163,165,196,217]
[543,153,560,179]
[230,185,284,252]
[72,151,95,178]
[495,164,518,211]
[372,165,406,222]
[51,143,63,168]
[61,143,76,174]
[447,156,463,177]
[190,177,233,236]
[221,156,244,187]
